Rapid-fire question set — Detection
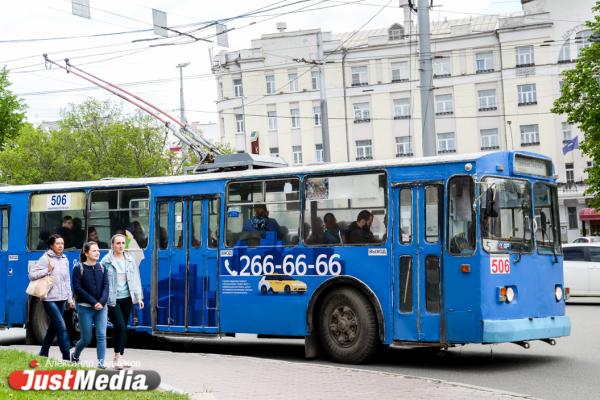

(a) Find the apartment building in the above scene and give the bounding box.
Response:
[212,0,597,241]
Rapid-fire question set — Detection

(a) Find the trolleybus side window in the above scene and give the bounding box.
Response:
[447,176,475,255]
[158,203,168,249]
[533,182,561,255]
[480,177,532,253]
[89,188,149,249]
[1,208,8,251]
[425,186,441,243]
[208,199,219,248]
[28,192,87,251]
[226,178,300,247]
[399,188,412,244]
[304,172,387,246]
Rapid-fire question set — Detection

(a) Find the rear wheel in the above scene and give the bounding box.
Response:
[29,298,49,345]
[318,287,379,364]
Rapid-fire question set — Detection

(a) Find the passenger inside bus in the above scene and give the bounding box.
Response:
[57,215,74,248]
[131,221,148,248]
[323,213,342,244]
[88,226,109,249]
[242,204,281,240]
[347,210,377,244]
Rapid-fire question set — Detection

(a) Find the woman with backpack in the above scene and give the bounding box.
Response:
[101,233,144,370]
[71,241,109,369]
[28,234,74,361]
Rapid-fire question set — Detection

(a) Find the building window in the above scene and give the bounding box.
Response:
[292,145,303,165]
[311,70,320,90]
[288,73,299,92]
[351,66,368,86]
[355,140,373,160]
[269,147,279,157]
[516,45,534,67]
[562,122,572,143]
[290,108,300,128]
[566,163,575,185]
[218,82,224,100]
[433,57,451,78]
[437,132,456,153]
[391,62,409,82]
[475,51,494,73]
[517,84,537,105]
[266,75,275,94]
[315,144,323,162]
[575,30,593,58]
[558,41,572,63]
[268,111,277,131]
[568,207,578,229]
[480,128,500,150]
[235,114,244,133]
[353,102,371,123]
[520,124,539,146]
[233,79,243,97]
[313,106,321,126]
[435,94,453,115]
[478,89,497,111]
[388,23,404,40]
[393,98,411,119]
[395,136,412,157]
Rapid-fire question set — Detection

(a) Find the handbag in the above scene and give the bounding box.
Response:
[26,256,54,299]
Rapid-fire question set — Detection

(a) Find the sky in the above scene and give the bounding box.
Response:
[1,0,524,134]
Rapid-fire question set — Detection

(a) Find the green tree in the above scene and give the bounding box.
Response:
[552,1,600,207]
[0,67,27,149]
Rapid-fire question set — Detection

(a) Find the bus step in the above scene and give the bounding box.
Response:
[540,338,556,346]
[513,341,530,349]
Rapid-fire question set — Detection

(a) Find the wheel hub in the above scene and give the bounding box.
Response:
[329,305,359,347]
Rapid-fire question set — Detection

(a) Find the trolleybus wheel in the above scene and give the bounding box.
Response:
[318,287,379,364]
[29,298,49,345]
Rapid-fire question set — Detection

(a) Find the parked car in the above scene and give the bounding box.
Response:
[562,243,600,296]
[572,236,600,243]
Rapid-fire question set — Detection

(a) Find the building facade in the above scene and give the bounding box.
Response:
[212,0,597,242]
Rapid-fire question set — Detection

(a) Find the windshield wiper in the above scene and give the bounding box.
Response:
[514,214,529,264]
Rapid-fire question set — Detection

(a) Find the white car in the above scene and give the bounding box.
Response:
[572,236,600,243]
[563,243,600,296]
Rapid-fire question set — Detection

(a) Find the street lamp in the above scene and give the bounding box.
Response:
[176,62,190,126]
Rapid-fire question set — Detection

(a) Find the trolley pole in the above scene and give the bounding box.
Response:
[417,0,436,157]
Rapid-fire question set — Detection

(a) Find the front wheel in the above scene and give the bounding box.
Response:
[318,287,379,364]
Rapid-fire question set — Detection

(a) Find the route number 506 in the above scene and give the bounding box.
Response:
[490,257,510,274]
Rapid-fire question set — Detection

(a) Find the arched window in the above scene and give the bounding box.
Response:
[388,23,404,41]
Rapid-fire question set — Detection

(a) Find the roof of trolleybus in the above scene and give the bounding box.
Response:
[0,151,553,194]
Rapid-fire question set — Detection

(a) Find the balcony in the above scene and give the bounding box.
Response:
[396,152,413,157]
[481,145,500,151]
[476,68,495,74]
[435,111,454,116]
[521,141,540,147]
[393,115,410,120]
[391,78,409,83]
[353,118,371,124]
[518,101,537,106]
[479,106,498,112]
[351,82,369,87]
[438,149,456,154]
[433,73,451,79]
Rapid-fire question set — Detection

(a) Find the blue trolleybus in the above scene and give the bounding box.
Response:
[0,151,570,363]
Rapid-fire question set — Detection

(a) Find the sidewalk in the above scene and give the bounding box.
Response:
[9,344,535,400]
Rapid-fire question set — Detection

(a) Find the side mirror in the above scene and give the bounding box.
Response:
[484,187,498,218]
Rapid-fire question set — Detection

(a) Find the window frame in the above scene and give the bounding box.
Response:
[311,70,320,90]
[266,75,275,95]
[480,128,500,150]
[351,66,368,86]
[355,140,373,160]
[437,132,456,153]
[433,57,451,78]
[516,45,534,67]
[435,94,454,115]
[393,98,411,119]
[478,89,497,111]
[446,175,476,256]
[517,83,537,105]
[520,124,540,146]
[233,78,243,97]
[290,108,300,129]
[292,146,303,165]
[313,106,322,126]
[288,73,299,92]
[395,136,413,157]
[391,62,409,82]
[475,51,494,73]
[303,170,389,247]
[268,111,277,131]
[353,102,371,123]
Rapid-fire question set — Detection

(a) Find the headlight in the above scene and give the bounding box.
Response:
[506,287,515,303]
[555,285,563,302]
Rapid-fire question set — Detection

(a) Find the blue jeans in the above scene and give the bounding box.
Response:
[73,305,107,367]
[40,300,71,360]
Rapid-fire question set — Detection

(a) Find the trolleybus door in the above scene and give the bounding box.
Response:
[0,207,7,325]
[393,184,443,342]
[154,197,219,333]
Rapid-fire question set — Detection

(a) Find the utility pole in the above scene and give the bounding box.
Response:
[316,31,332,162]
[176,62,190,126]
[416,0,436,157]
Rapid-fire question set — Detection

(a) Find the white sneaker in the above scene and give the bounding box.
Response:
[113,357,123,370]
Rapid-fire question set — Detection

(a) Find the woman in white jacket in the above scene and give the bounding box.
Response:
[28,234,74,360]
[101,234,144,369]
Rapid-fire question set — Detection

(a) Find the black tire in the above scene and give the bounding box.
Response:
[28,298,49,345]
[261,286,268,295]
[318,287,379,364]
[284,285,291,294]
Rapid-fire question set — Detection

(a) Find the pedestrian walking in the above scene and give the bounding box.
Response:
[71,241,109,369]
[28,234,74,361]
[101,233,144,369]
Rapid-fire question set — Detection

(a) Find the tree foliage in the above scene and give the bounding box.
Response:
[0,67,27,149]
[552,1,600,207]
[0,99,197,184]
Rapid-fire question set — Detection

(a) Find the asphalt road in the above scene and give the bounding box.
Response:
[2,298,598,400]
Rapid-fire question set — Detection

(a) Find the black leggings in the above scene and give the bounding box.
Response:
[108,297,132,355]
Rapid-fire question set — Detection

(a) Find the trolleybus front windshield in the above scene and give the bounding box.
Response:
[480,177,532,254]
